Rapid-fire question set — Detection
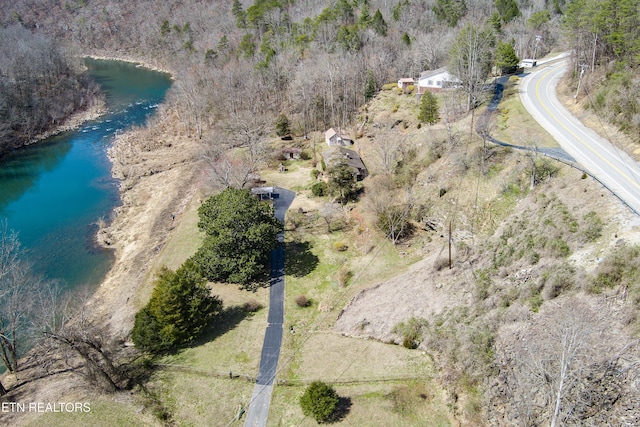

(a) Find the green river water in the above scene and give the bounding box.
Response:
[0,58,172,292]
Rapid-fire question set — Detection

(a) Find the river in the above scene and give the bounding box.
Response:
[0,58,172,292]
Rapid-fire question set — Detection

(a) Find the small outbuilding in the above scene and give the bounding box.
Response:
[397,78,415,90]
[281,147,302,160]
[251,186,276,200]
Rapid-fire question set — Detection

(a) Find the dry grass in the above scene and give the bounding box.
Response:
[270,330,452,425]
[490,76,559,148]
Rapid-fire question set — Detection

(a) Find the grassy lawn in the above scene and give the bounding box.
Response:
[25,398,160,427]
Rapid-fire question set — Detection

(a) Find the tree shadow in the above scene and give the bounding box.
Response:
[329,396,352,423]
[190,305,257,347]
[284,240,319,277]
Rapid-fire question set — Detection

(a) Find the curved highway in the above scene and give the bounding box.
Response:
[520,59,640,214]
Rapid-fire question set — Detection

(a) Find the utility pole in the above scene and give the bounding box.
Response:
[448,220,452,269]
[575,63,587,99]
[533,35,542,62]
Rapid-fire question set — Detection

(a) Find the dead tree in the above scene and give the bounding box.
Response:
[34,287,131,392]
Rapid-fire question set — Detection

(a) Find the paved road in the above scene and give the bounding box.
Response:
[520,59,640,214]
[244,188,295,427]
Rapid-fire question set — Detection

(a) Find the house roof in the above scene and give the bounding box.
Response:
[323,147,367,174]
[324,128,337,139]
[398,78,415,83]
[281,147,302,153]
[419,67,449,80]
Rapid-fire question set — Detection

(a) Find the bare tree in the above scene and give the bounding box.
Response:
[492,297,639,426]
[364,175,414,244]
[0,222,44,374]
[34,287,132,392]
[449,22,494,112]
[319,203,343,233]
[370,124,406,175]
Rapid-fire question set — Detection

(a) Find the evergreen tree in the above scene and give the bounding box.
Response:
[418,91,440,124]
[131,260,222,353]
[327,159,358,203]
[275,113,291,138]
[364,70,376,101]
[490,11,502,33]
[401,32,411,47]
[496,41,519,74]
[191,188,283,285]
[371,9,388,36]
[433,0,467,27]
[299,381,340,423]
[495,0,520,23]
[359,3,371,26]
[231,0,246,28]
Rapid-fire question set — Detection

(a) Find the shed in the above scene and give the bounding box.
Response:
[281,147,302,160]
[397,78,415,90]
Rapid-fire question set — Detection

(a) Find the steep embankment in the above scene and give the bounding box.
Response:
[92,107,203,337]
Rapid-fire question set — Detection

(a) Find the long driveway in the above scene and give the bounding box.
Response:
[519,59,640,214]
[244,187,295,427]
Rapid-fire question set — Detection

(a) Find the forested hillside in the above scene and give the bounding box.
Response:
[1,0,560,142]
[2,0,639,144]
[0,26,99,156]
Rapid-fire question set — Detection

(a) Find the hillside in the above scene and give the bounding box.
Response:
[2,0,640,426]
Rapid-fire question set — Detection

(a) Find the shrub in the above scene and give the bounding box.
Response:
[243,299,263,312]
[337,266,352,286]
[299,381,340,423]
[549,238,571,258]
[393,317,429,349]
[300,150,312,160]
[591,245,640,292]
[131,260,223,353]
[311,181,328,197]
[541,265,575,300]
[581,211,603,242]
[382,82,397,91]
[310,169,321,180]
[295,295,311,307]
[333,241,348,251]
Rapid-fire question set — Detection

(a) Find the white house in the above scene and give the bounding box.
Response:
[324,128,354,147]
[417,68,461,93]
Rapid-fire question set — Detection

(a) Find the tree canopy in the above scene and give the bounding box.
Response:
[191,188,282,285]
[299,381,340,423]
[495,41,519,75]
[131,260,222,353]
[418,91,440,124]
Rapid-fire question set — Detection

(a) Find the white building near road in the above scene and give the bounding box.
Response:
[417,68,461,93]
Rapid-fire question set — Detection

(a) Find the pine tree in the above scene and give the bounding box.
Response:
[364,70,376,101]
[275,113,291,138]
[299,381,340,423]
[131,260,222,353]
[496,41,519,75]
[418,91,440,124]
[371,9,388,36]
